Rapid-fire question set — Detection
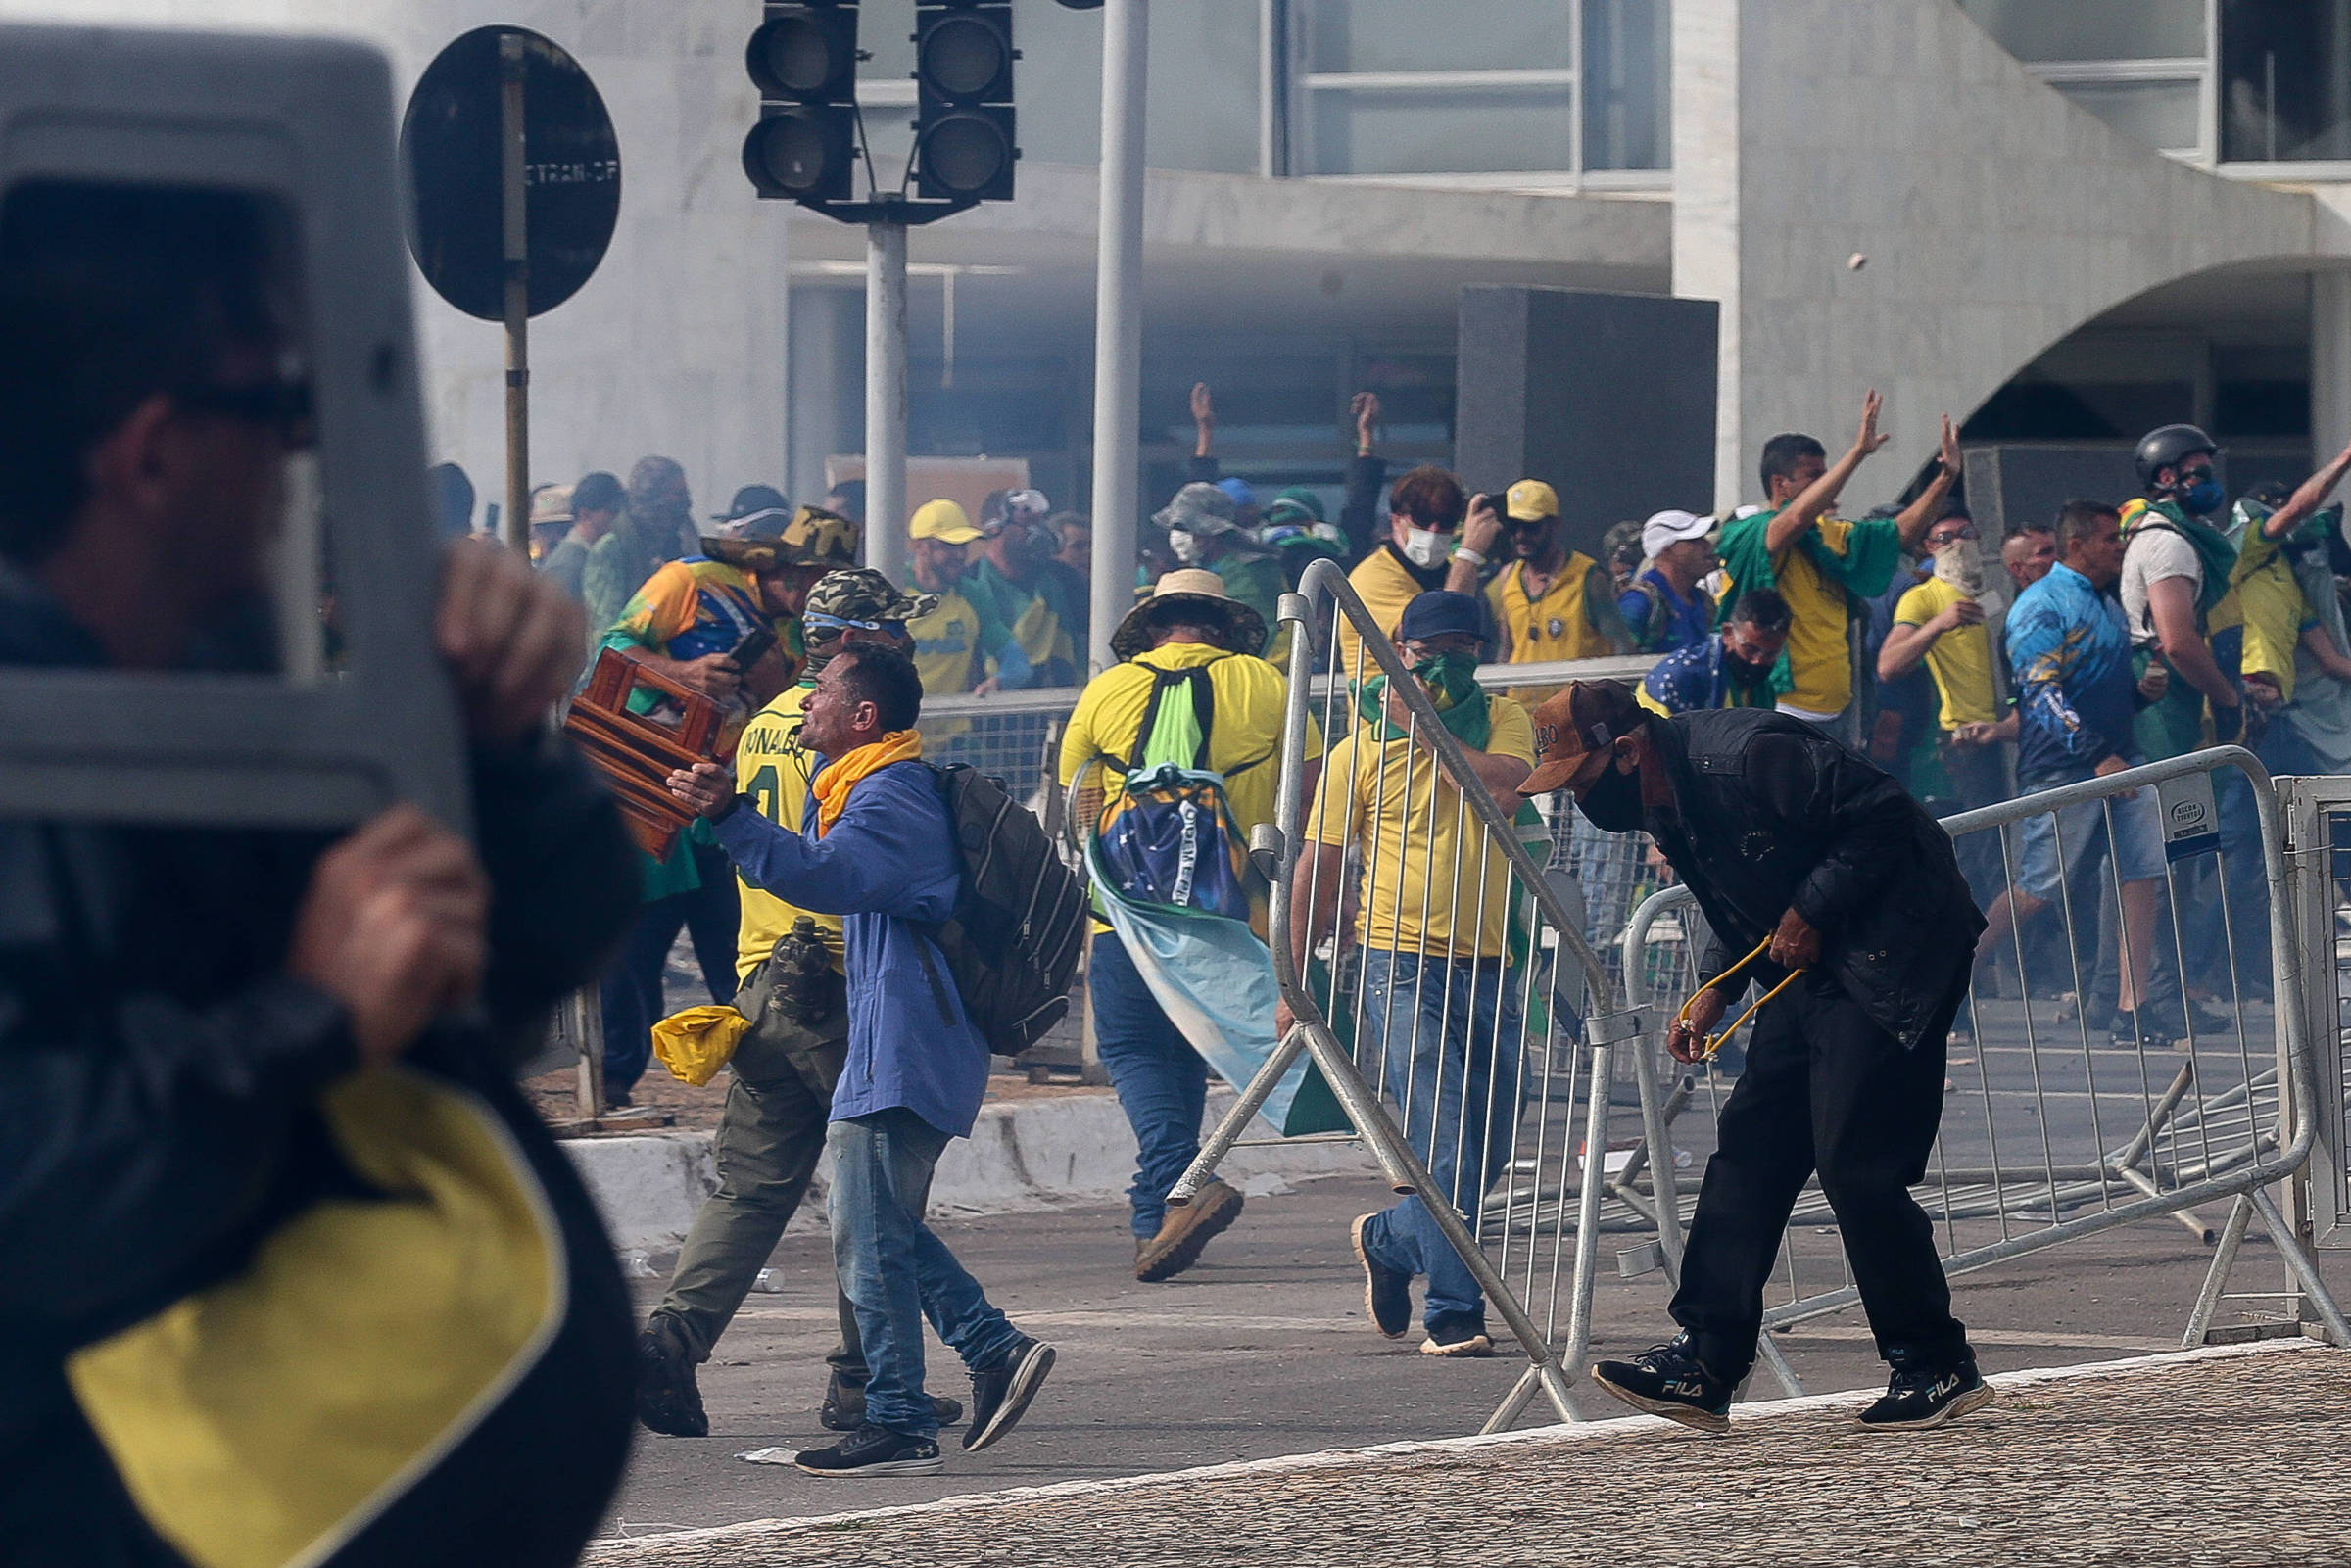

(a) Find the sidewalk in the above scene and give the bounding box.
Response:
[564,1084,1376,1259]
[588,1340,2346,1567]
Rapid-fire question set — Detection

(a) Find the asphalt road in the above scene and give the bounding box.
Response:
[599,1159,2342,1543]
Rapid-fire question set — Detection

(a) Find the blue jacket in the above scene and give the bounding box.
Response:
[2006,562,2137,781]
[713,759,991,1138]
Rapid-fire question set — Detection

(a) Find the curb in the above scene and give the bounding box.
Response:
[564,1088,1376,1259]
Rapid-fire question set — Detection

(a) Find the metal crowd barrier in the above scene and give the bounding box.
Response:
[2281,773,2351,1251]
[1176,557,1647,1432]
[1612,747,2350,1395]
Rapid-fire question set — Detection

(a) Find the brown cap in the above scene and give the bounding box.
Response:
[1521,680,1647,796]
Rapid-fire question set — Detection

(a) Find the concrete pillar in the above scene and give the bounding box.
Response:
[2314,270,2351,462]
[1670,0,1742,511]
[786,285,863,515]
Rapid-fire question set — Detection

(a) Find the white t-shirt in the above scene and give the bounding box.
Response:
[2119,526,2202,649]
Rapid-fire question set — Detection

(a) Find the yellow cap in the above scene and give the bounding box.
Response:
[908,498,982,544]
[1506,479,1559,523]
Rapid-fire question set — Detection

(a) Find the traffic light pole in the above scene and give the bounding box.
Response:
[1086,0,1147,676]
[865,216,910,586]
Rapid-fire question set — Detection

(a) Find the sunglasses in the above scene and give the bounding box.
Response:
[175,376,315,449]
[804,611,908,636]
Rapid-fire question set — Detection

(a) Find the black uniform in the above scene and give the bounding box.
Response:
[1639,708,1986,1382]
[0,570,641,1566]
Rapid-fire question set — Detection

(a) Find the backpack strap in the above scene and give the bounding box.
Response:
[1114,661,1220,774]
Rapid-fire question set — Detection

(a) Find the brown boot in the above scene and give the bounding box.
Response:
[1133,1178,1245,1282]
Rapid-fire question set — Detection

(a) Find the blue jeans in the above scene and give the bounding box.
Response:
[1356,949,1525,1329]
[600,844,740,1097]
[827,1109,1025,1438]
[1089,931,1211,1240]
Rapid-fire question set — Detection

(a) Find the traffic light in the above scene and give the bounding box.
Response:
[913,2,1017,203]
[742,2,858,205]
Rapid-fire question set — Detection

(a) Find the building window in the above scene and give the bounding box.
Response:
[2220,0,2351,164]
[1291,0,1667,180]
[1958,0,2210,160]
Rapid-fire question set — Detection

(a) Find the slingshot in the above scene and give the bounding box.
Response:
[1676,936,1807,1060]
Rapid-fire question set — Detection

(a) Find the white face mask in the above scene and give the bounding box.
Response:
[1399,526,1452,571]
[1933,540,1984,596]
[1169,529,1207,566]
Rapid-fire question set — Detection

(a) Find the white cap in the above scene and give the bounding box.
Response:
[1642,508,1713,560]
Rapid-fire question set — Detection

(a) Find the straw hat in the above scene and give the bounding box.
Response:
[1110,568,1268,662]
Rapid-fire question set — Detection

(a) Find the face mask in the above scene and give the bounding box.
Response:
[1932,541,1984,595]
[1576,762,1645,833]
[1412,651,1481,712]
[1721,648,1774,685]
[1169,529,1207,565]
[2180,475,2225,516]
[1400,527,1453,571]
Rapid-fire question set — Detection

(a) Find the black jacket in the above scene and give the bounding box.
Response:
[0,578,640,1566]
[1642,708,1985,1050]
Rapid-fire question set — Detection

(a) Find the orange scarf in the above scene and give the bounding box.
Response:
[810,729,925,835]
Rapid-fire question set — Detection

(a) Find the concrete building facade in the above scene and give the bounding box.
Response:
[15,0,2351,532]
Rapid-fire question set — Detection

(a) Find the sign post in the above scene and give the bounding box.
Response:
[402,25,619,549]
[498,32,530,554]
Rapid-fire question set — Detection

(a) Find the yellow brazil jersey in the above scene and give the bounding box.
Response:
[1305,695,1536,959]
[1060,641,1319,934]
[2227,528,2312,703]
[1893,576,1998,731]
[1766,517,1862,717]
[1485,551,1612,704]
[907,588,981,696]
[731,684,842,980]
[1335,547,1427,681]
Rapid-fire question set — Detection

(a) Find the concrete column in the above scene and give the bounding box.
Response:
[787,285,862,513]
[1670,0,1742,511]
[2314,270,2351,462]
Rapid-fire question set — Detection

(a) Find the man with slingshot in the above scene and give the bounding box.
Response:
[1520,681,1991,1433]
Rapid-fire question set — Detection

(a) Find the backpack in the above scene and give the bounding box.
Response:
[1090,662,1267,922]
[924,762,1089,1058]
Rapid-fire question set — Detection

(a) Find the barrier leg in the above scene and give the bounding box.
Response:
[2247,1183,2351,1347]
[2182,1194,2255,1348]
[1559,1042,1612,1379]
[1167,1024,1310,1208]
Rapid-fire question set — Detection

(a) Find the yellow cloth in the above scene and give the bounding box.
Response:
[2229,528,2310,703]
[733,685,840,980]
[1061,641,1319,935]
[1753,517,1861,716]
[68,1068,560,1568]
[812,728,925,835]
[1306,695,1537,958]
[652,1004,753,1086]
[1893,576,1998,730]
[1485,552,1609,704]
[1335,547,1428,679]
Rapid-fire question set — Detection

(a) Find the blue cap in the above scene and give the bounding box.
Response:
[1397,590,1483,644]
[1215,476,1258,510]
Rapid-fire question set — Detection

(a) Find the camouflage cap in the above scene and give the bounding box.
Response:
[804,567,937,629]
[702,503,862,570]
[1151,481,1240,536]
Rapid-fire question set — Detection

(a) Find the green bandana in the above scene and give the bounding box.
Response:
[1355,652,1490,748]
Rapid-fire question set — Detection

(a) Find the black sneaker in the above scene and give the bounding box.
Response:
[819,1372,966,1433]
[635,1316,708,1438]
[964,1336,1056,1452]
[1418,1314,1494,1358]
[1589,1334,1735,1435]
[792,1422,944,1477]
[1352,1213,1411,1339]
[1852,1357,1993,1432]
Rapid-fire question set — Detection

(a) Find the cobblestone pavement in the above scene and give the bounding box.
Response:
[590,1342,2348,1567]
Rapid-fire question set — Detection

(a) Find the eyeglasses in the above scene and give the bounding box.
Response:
[1932,524,1979,543]
[175,376,314,449]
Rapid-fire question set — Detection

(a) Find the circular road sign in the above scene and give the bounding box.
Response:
[401,26,620,321]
